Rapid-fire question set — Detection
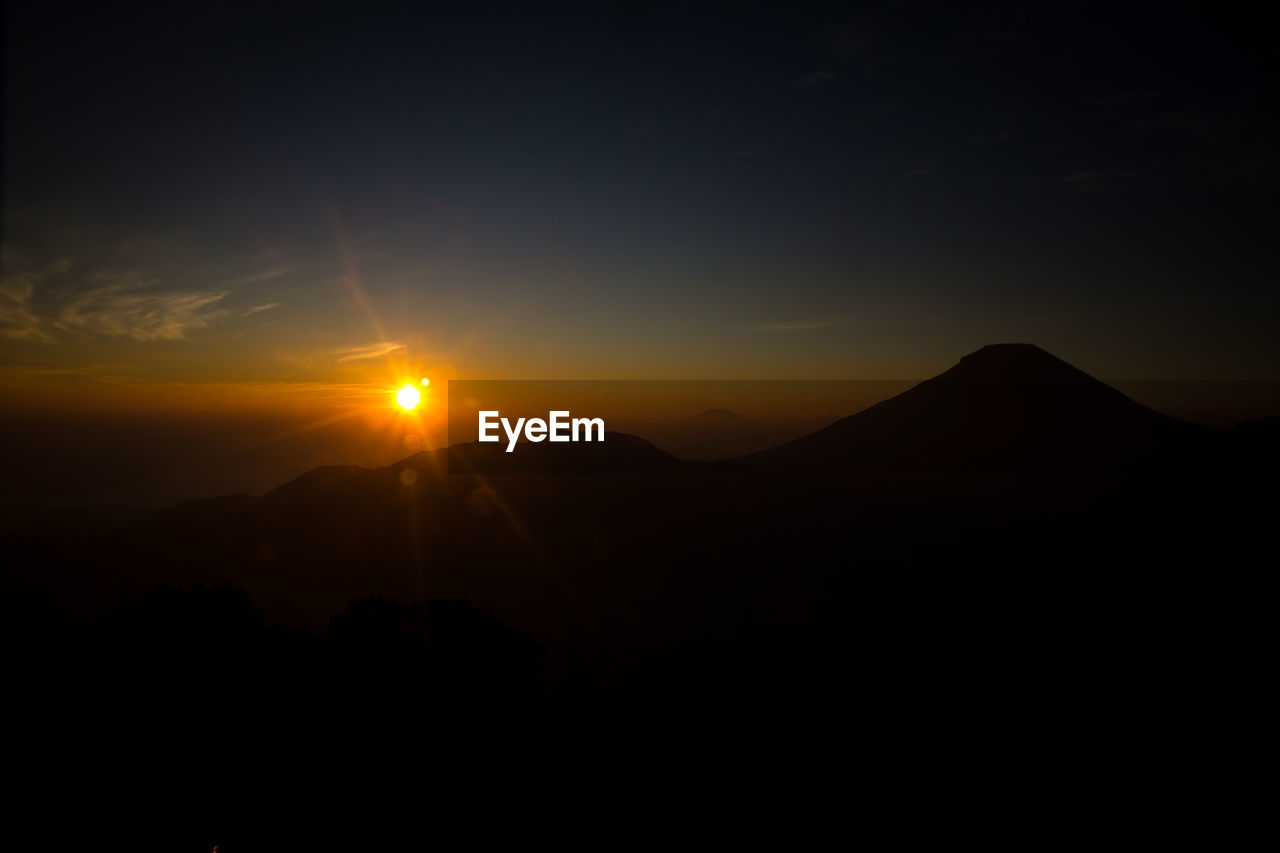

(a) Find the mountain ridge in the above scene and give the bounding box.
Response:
[739,343,1213,475]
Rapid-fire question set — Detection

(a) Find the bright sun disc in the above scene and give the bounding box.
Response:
[396,384,421,410]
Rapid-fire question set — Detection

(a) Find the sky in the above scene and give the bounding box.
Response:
[3,0,1279,419]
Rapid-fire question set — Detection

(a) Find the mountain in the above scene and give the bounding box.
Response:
[445,430,683,474]
[740,343,1212,475]
[687,408,747,423]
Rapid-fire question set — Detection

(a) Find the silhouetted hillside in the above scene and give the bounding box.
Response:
[687,408,747,423]
[446,430,683,474]
[741,343,1212,475]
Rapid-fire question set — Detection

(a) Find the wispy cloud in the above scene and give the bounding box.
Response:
[1,258,284,343]
[224,267,291,287]
[0,258,72,342]
[332,341,405,363]
[0,278,53,341]
[55,274,232,342]
[243,302,281,317]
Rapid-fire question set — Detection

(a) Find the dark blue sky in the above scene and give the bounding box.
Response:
[4,1,1278,394]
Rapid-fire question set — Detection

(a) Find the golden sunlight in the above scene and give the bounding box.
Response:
[396,384,421,410]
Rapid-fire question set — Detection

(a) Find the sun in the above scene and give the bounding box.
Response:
[396,384,421,411]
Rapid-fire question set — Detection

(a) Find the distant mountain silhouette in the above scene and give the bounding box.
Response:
[740,343,1212,475]
[687,408,747,423]
[1228,415,1280,438]
[446,430,682,474]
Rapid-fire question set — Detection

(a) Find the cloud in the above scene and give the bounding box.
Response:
[1,252,299,343]
[224,267,291,287]
[1,258,285,343]
[0,278,53,341]
[332,341,405,363]
[55,275,232,342]
[278,353,315,371]
[243,302,281,317]
[0,258,72,342]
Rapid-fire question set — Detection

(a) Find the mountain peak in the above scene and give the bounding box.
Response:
[739,343,1206,475]
[940,343,1093,382]
[689,408,746,423]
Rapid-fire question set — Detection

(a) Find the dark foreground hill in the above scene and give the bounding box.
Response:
[741,343,1212,475]
[446,429,682,474]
